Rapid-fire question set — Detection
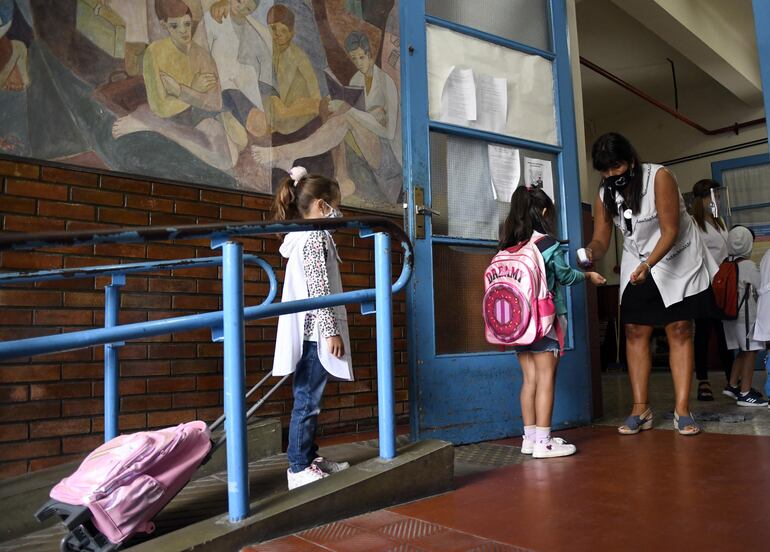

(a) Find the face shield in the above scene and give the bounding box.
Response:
[709,186,731,220]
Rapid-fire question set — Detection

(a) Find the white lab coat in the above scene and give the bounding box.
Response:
[272,231,353,380]
[698,221,729,266]
[753,249,770,342]
[602,164,716,307]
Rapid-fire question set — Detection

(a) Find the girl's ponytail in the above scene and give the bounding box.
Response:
[271,176,299,221]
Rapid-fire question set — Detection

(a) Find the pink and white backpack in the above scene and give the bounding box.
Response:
[483,232,556,346]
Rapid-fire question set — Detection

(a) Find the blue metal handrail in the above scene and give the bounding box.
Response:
[0,217,412,522]
[0,255,276,286]
[0,254,277,442]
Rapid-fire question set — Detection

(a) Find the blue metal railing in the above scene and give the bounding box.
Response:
[0,254,277,442]
[0,216,413,522]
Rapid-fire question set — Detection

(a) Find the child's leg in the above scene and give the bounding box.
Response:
[519,353,536,427]
[729,351,742,389]
[533,351,559,429]
[738,351,758,394]
[287,342,329,473]
[531,350,576,458]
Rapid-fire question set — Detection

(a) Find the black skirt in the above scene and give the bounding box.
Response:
[620,276,716,326]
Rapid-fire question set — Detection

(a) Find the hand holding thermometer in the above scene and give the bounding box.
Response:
[577,247,593,268]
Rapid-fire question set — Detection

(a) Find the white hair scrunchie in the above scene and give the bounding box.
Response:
[288,166,308,187]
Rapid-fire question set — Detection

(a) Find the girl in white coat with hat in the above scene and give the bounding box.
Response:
[722,226,766,406]
[271,166,352,490]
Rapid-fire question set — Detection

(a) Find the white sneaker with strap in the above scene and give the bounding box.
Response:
[287,463,328,490]
[532,437,576,459]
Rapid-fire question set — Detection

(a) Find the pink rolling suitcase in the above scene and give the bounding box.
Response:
[35,374,289,551]
[35,373,289,552]
[35,421,212,551]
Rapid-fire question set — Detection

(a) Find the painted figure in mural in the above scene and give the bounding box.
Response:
[265,4,321,136]
[203,0,273,141]
[0,0,30,91]
[112,0,243,172]
[3,0,401,207]
[95,0,204,76]
[251,30,401,202]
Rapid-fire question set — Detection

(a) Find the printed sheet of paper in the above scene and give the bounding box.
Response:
[471,74,508,134]
[524,157,554,201]
[488,144,520,202]
[440,66,477,124]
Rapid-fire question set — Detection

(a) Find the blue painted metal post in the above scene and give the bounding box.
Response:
[374,232,396,459]
[221,241,249,521]
[103,274,124,441]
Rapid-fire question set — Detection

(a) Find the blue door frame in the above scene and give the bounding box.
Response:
[400,0,592,444]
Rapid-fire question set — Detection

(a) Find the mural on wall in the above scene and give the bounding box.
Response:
[0,0,402,210]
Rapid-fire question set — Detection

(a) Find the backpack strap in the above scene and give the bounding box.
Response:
[555,317,565,357]
[745,282,751,350]
[534,235,557,253]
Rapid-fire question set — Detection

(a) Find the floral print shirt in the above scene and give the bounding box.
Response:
[302,231,340,339]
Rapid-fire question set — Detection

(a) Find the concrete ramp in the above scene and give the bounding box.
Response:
[0,431,453,552]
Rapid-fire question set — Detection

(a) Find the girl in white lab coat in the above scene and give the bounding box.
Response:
[690,179,731,401]
[271,166,352,490]
[754,249,770,343]
[754,249,770,398]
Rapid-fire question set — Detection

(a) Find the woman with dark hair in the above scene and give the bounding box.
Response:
[583,133,717,436]
[690,179,732,400]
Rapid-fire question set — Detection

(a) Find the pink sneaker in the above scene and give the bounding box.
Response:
[532,437,576,459]
[287,463,328,490]
[521,436,535,455]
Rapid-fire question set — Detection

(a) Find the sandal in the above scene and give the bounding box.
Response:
[618,408,653,435]
[697,381,714,401]
[674,412,701,435]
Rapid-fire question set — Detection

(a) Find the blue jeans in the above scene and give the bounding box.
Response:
[287,342,328,473]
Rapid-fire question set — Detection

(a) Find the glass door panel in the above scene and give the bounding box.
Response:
[429,132,561,241]
[426,25,558,144]
[426,0,551,51]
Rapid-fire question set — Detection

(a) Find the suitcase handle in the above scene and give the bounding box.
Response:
[206,373,290,454]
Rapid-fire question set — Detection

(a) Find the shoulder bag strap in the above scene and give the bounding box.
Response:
[745,282,751,350]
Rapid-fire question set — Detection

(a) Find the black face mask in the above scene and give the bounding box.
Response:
[604,170,630,189]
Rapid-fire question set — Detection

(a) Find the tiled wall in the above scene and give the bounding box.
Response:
[0,158,409,478]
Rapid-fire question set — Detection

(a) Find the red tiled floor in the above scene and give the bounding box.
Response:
[321,530,403,552]
[394,426,770,551]
[408,528,492,551]
[378,517,447,542]
[299,521,363,544]
[344,510,408,531]
[248,426,770,551]
[241,534,327,551]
